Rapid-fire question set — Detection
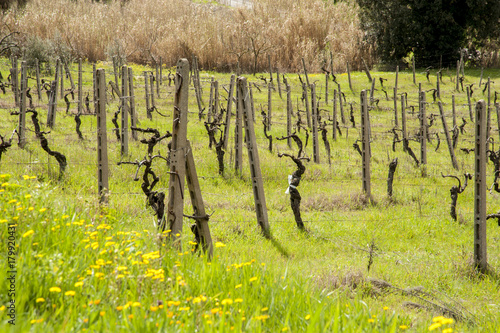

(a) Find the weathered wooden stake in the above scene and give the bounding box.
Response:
[166,59,190,239]
[128,67,138,140]
[193,59,203,117]
[338,85,345,124]
[438,102,458,170]
[286,83,292,148]
[277,68,282,99]
[18,61,27,148]
[369,78,376,104]
[11,57,18,107]
[419,91,427,165]
[47,59,60,128]
[208,77,214,123]
[467,86,473,122]
[325,73,329,105]
[401,93,407,149]
[159,57,163,85]
[268,54,273,83]
[64,61,75,93]
[303,82,311,129]
[113,56,119,92]
[150,73,155,111]
[302,57,310,88]
[474,100,487,272]
[332,89,337,141]
[223,74,235,150]
[235,79,243,174]
[393,87,398,126]
[35,58,42,101]
[249,85,255,123]
[347,61,353,91]
[156,62,160,98]
[96,68,109,205]
[144,72,151,120]
[93,64,97,113]
[238,76,270,237]
[267,82,272,130]
[362,58,372,82]
[360,90,371,198]
[311,84,320,163]
[436,71,441,99]
[121,66,129,156]
[456,60,460,91]
[60,61,64,99]
[78,59,83,115]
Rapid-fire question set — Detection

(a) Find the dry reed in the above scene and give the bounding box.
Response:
[1,0,371,73]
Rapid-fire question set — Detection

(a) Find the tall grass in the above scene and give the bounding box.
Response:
[2,0,369,73]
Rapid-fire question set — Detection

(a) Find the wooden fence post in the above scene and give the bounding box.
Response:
[249,85,255,123]
[303,82,311,129]
[360,90,371,198]
[193,59,203,117]
[96,68,109,205]
[438,102,458,170]
[419,91,427,165]
[156,61,160,98]
[347,61,353,92]
[332,89,337,141]
[78,59,83,115]
[128,67,138,140]
[208,77,214,123]
[286,83,292,148]
[325,73,329,105]
[214,80,220,119]
[393,87,398,126]
[238,76,270,237]
[235,78,243,174]
[150,72,155,112]
[268,54,273,83]
[487,77,491,147]
[59,61,64,99]
[338,85,346,124]
[11,57,19,107]
[267,82,272,130]
[369,79,376,105]
[159,57,163,85]
[35,58,42,102]
[144,72,151,119]
[223,74,235,150]
[467,86,473,122]
[394,65,399,102]
[47,59,59,128]
[302,57,310,88]
[276,68,282,99]
[456,60,460,91]
[113,56,119,92]
[64,61,75,93]
[18,61,27,148]
[401,93,407,150]
[166,59,189,239]
[121,66,129,156]
[311,84,320,163]
[93,64,97,113]
[474,100,487,272]
[436,71,441,99]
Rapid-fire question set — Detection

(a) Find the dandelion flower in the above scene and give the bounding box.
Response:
[305,314,311,320]
[74,282,84,287]
[249,277,258,282]
[429,323,442,331]
[39,208,47,213]
[215,242,226,248]
[221,299,233,306]
[65,291,76,296]
[36,298,45,303]
[49,287,61,293]
[22,230,34,238]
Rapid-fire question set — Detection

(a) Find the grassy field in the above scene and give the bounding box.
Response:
[0,57,499,332]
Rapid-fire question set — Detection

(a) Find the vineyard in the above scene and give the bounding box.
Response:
[0,55,499,332]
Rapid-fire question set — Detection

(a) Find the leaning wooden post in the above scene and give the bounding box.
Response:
[128,67,138,140]
[332,89,337,141]
[360,90,371,198]
[401,94,407,150]
[113,56,119,92]
[78,59,83,115]
[166,59,189,239]
[235,78,243,174]
[311,84,320,163]
[338,85,346,124]
[267,82,272,130]
[18,61,27,148]
[303,82,311,129]
[438,102,459,170]
[369,78,376,105]
[467,86,473,122]
[474,100,487,273]
[47,59,59,128]
[238,76,271,237]
[35,58,42,102]
[419,91,427,165]
[301,57,310,88]
[193,60,203,117]
[96,68,109,205]
[394,65,399,98]
[436,71,441,99]
[347,61,353,92]
[223,74,235,150]
[144,72,151,119]
[276,68,282,99]
[11,57,19,107]
[286,83,292,148]
[120,66,129,156]
[325,73,329,105]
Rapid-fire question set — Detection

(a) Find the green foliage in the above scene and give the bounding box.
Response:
[357,0,500,67]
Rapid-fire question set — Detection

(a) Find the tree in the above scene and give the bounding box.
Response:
[357,0,500,67]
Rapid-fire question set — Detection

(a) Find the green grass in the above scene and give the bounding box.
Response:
[0,58,499,332]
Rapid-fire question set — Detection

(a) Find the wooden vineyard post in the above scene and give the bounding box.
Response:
[436,71,441,99]
[214,80,220,120]
[121,66,129,156]
[185,140,213,258]
[325,73,329,105]
[235,78,243,174]
[78,59,83,115]
[393,87,398,126]
[64,61,75,92]
[166,59,189,239]
[369,79,376,105]
[35,58,42,102]
[11,57,19,107]
[47,59,59,128]
[497,103,500,143]
[347,61,353,92]
[223,74,235,150]
[394,65,399,107]
[208,77,214,123]
[332,89,337,141]
[456,60,460,91]
[277,68,282,99]
[438,102,459,170]
[268,54,273,83]
[149,73,155,112]
[59,61,64,99]
[238,76,270,237]
[18,61,27,148]
[338,85,346,124]
[401,94,407,150]
[419,91,427,165]
[474,100,487,272]
[156,61,160,98]
[159,57,163,85]
[128,67,138,140]
[267,82,272,130]
[93,64,97,113]
[96,68,109,205]
[487,77,491,151]
[144,72,151,120]
[311,84,320,163]
[452,95,457,128]
[302,57,310,88]
[113,56,119,92]
[360,90,371,198]
[286,83,292,148]
[467,86,473,122]
[303,82,311,129]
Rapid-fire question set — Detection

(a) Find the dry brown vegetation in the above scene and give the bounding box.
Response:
[1,0,370,73]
